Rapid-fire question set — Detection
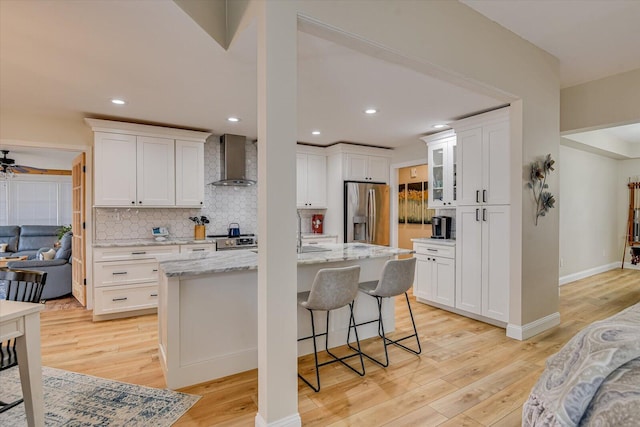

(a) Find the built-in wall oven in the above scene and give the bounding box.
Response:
[208,234,258,251]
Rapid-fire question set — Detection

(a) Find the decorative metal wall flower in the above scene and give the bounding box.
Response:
[528,154,556,226]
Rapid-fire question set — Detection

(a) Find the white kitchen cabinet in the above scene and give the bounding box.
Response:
[344,153,389,183]
[455,110,510,207]
[180,243,216,253]
[297,150,327,208]
[87,119,210,208]
[94,132,137,206]
[93,244,180,319]
[175,140,205,207]
[422,131,456,208]
[456,205,510,322]
[413,241,455,307]
[136,136,175,206]
[301,235,337,245]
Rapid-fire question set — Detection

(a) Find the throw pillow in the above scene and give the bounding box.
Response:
[0,243,7,252]
[39,248,56,260]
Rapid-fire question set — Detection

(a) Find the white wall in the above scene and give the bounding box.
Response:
[559,144,618,279]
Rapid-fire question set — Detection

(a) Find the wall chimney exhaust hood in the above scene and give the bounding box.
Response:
[210,134,256,186]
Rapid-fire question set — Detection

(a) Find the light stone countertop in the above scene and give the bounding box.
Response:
[93,238,216,248]
[301,233,338,239]
[411,237,456,246]
[156,243,413,278]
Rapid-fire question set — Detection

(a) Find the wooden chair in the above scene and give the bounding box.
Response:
[0,267,47,414]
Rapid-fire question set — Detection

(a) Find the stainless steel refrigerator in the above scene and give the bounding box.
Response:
[344,181,390,245]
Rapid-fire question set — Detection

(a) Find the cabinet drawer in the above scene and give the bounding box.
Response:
[180,243,216,253]
[94,245,179,262]
[302,236,337,244]
[94,259,159,287]
[94,283,158,315]
[413,243,455,259]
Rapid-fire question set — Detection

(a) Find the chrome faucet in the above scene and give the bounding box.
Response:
[297,210,302,254]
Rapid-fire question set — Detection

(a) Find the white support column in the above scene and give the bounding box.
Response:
[255,1,301,426]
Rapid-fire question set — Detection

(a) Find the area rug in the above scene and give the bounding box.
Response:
[0,366,200,426]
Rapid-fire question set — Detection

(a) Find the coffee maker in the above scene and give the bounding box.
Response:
[431,216,452,239]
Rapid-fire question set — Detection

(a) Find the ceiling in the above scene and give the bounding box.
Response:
[1,0,638,164]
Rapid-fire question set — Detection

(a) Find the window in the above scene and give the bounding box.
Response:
[0,176,72,225]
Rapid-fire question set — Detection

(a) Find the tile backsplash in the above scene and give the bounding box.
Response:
[94,138,258,240]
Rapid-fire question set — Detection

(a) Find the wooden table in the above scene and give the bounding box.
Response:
[0,300,45,426]
[0,256,28,268]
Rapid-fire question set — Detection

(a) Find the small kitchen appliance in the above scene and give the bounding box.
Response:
[228,222,241,238]
[208,233,257,251]
[311,214,324,234]
[431,216,452,239]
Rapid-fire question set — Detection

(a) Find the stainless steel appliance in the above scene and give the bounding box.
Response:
[210,134,256,187]
[344,181,390,245]
[208,234,258,250]
[431,216,452,239]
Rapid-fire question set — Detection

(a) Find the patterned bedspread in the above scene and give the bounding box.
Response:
[523,302,640,426]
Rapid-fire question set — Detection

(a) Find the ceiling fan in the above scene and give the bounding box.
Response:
[0,150,71,176]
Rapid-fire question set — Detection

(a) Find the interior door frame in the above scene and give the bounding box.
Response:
[0,140,94,309]
[389,157,428,249]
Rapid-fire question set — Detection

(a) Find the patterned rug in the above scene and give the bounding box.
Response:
[0,366,199,426]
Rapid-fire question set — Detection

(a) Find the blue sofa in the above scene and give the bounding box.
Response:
[0,225,62,259]
[6,231,73,300]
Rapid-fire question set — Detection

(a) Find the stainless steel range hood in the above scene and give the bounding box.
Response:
[210,134,256,186]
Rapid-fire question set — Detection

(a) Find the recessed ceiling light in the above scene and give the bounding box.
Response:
[364,109,378,115]
[111,98,126,105]
[312,131,321,135]
[433,124,447,129]
[227,117,240,122]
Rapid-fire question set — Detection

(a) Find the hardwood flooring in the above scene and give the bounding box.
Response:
[39,268,639,426]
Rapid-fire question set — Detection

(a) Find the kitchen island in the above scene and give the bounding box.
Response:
[156,243,412,389]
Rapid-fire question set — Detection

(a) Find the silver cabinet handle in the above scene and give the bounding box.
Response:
[483,190,487,203]
[150,293,158,297]
[192,248,205,252]
[427,248,438,252]
[112,271,128,275]
[476,209,480,221]
[152,269,158,272]
[131,251,147,255]
[476,190,480,203]
[112,297,128,301]
[483,208,487,221]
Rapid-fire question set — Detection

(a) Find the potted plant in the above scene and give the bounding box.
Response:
[55,224,72,247]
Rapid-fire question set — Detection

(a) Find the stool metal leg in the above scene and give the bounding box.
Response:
[298,303,366,392]
[348,292,422,368]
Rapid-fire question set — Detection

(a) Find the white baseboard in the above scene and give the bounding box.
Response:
[255,413,302,427]
[559,262,619,286]
[623,262,640,270]
[507,312,560,341]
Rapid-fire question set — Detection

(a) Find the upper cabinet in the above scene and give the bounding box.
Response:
[87,119,211,208]
[344,153,389,183]
[453,109,510,206]
[422,130,456,208]
[297,146,327,209]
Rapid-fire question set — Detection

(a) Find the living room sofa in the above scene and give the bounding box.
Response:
[6,231,73,300]
[0,225,61,259]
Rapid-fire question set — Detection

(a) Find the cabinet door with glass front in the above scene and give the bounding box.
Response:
[428,137,456,207]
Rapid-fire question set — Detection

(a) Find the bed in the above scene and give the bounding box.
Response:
[523,302,640,426]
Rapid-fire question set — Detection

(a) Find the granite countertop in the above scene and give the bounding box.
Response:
[411,237,456,246]
[156,243,413,278]
[301,233,338,239]
[93,238,216,248]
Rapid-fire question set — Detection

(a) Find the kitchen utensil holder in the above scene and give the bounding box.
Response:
[194,225,205,240]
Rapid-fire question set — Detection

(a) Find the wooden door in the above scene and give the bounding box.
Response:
[72,153,86,306]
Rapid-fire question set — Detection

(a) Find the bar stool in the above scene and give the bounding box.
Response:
[348,257,420,367]
[297,265,365,392]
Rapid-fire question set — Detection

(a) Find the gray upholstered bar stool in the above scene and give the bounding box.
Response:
[297,265,365,392]
[348,257,421,367]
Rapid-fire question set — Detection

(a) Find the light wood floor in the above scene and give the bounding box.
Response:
[39,268,640,426]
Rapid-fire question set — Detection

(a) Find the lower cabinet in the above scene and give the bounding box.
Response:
[301,235,338,245]
[413,242,455,308]
[93,244,181,318]
[456,205,510,322]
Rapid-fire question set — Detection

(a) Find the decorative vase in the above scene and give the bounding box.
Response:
[194,225,205,240]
